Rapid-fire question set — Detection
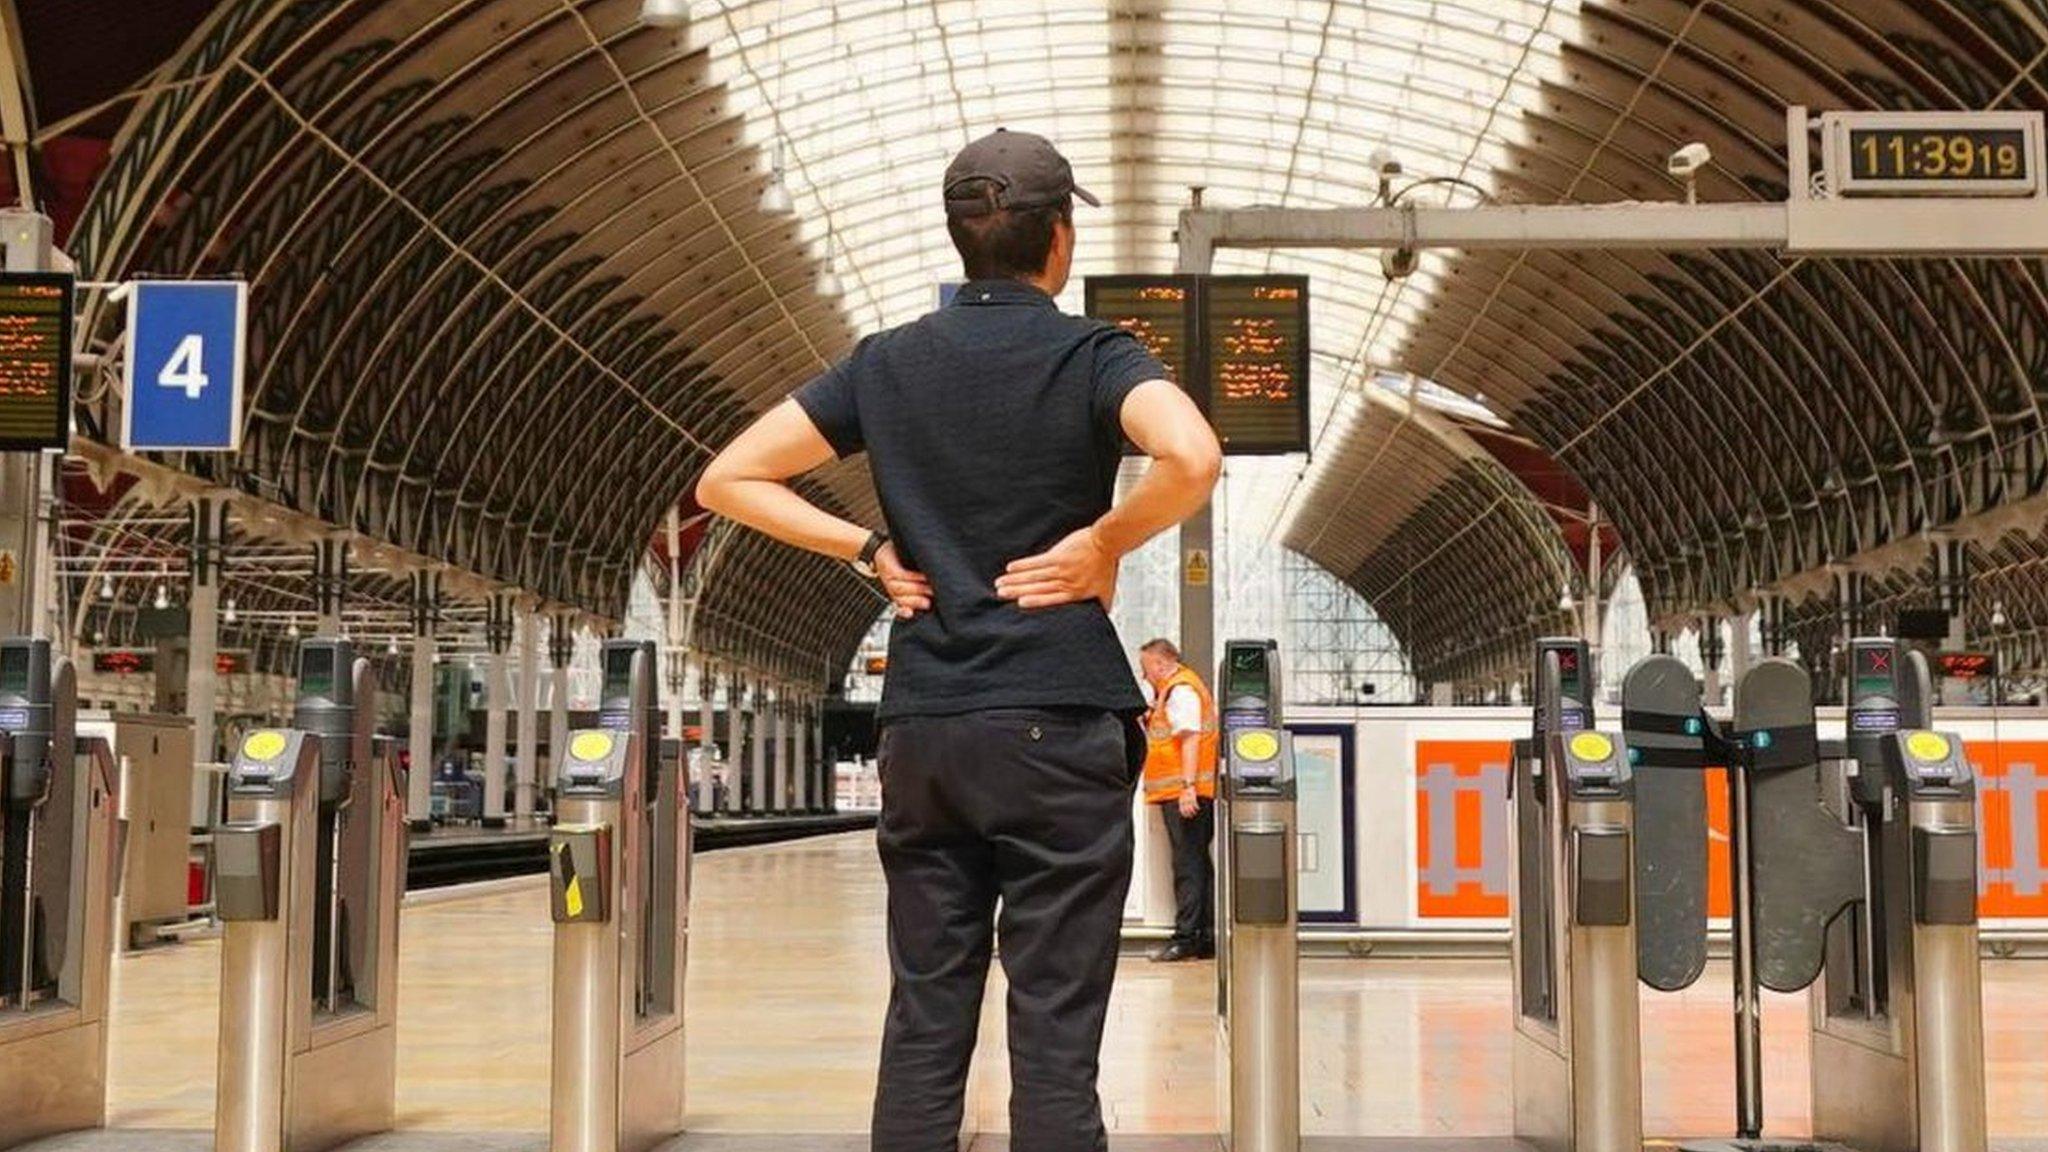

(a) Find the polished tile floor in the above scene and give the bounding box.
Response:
[103,832,2048,1140]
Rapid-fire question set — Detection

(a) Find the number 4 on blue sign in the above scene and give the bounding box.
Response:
[159,335,209,400]
[122,280,247,452]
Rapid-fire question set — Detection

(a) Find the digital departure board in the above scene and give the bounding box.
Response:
[0,272,74,450]
[1936,651,1997,680]
[1823,111,2043,198]
[92,649,155,676]
[1205,276,1310,455]
[1084,275,1196,391]
[1084,274,1310,456]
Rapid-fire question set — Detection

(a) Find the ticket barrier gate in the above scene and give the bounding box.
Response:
[214,639,406,1152]
[1623,653,1835,1151]
[1511,638,1641,1152]
[1616,641,1986,1152]
[550,638,689,1152]
[1801,641,1986,1152]
[0,638,120,1150]
[1213,639,1299,1152]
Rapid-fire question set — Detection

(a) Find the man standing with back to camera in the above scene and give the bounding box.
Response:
[696,129,1221,1151]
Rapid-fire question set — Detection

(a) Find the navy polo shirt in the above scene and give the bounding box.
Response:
[795,278,1166,722]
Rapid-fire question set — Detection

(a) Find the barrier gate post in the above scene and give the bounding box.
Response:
[0,638,120,1150]
[549,639,688,1152]
[1214,639,1299,1152]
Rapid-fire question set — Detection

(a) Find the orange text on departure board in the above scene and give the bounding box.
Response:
[1111,317,1179,382]
[0,283,65,400]
[1216,317,1295,401]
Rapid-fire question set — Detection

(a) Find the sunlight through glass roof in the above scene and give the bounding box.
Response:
[685,0,1580,395]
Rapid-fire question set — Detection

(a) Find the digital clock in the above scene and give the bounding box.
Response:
[1822,111,2044,198]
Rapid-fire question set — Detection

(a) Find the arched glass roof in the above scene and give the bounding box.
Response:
[687,0,1579,369]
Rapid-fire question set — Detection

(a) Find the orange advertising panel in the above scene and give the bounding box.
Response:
[1414,738,2048,921]
[1415,740,1511,917]
[1972,739,2048,918]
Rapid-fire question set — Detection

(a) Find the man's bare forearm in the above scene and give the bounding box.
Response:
[1179,732,1200,788]
[697,477,867,562]
[1094,452,1220,557]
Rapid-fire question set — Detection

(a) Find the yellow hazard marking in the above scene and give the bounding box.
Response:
[564,877,584,919]
[570,731,614,762]
[242,730,287,762]
[1906,731,1952,764]
[1234,730,1279,762]
[1568,732,1615,763]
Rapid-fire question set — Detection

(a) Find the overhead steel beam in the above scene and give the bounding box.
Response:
[1180,203,1789,255]
[1181,198,2048,259]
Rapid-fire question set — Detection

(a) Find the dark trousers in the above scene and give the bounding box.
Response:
[1160,796,1216,947]
[872,707,1142,1152]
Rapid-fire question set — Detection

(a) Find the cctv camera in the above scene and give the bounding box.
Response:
[1381,246,1418,281]
[1368,147,1403,179]
[1668,142,1712,178]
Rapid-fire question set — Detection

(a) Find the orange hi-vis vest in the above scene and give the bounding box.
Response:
[1143,665,1219,803]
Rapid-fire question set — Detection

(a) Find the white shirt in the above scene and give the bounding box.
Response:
[1161,683,1203,736]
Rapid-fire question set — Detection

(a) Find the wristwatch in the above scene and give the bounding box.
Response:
[851,531,889,579]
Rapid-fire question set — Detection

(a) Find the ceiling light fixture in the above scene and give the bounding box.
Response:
[153,582,169,611]
[100,574,114,600]
[760,141,794,214]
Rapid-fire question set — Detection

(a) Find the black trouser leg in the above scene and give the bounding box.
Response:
[993,745,1134,1152]
[1164,796,1216,947]
[872,731,998,1152]
[871,709,1138,1152]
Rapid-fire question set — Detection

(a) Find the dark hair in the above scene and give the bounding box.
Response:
[946,180,1072,280]
[1141,638,1180,661]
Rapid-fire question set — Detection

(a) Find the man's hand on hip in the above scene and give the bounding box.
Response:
[995,526,1119,609]
[877,542,934,619]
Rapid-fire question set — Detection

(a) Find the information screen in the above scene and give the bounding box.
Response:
[1852,645,1896,701]
[298,646,335,697]
[0,644,27,693]
[1225,644,1272,701]
[1936,651,1996,680]
[603,645,635,700]
[1825,111,2043,197]
[1849,127,2028,183]
[92,649,154,675]
[0,272,74,450]
[1083,275,1195,391]
[1205,276,1310,455]
[1555,645,1584,700]
[1084,274,1310,456]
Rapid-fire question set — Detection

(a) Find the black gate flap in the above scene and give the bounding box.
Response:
[1620,655,1709,992]
[1737,658,1865,992]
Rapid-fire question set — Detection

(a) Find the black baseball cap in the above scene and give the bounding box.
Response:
[943,129,1100,218]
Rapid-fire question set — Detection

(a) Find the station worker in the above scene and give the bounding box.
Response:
[696,128,1222,1152]
[1138,638,1219,962]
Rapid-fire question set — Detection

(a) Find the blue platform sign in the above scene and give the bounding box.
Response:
[122,280,247,452]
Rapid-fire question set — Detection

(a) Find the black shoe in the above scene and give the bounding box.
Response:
[1192,939,1216,960]
[1150,940,1199,963]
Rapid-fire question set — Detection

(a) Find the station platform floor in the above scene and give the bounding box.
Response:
[88,832,2048,1148]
